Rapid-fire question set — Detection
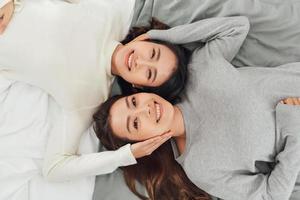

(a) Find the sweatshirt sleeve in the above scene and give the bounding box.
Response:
[42,100,137,182]
[147,17,250,62]
[203,103,300,200]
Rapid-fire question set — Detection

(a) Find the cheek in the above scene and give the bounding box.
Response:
[155,68,172,86]
[144,121,168,137]
[127,71,146,85]
[161,104,174,129]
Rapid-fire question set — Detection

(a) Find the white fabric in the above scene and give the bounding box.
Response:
[0,76,96,200]
[0,0,136,181]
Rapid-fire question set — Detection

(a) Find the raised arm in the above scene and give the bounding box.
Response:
[201,103,300,200]
[42,102,137,182]
[42,100,170,182]
[147,17,250,62]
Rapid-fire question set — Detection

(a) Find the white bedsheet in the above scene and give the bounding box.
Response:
[0,75,97,200]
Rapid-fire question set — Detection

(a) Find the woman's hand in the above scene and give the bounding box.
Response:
[280,97,300,105]
[132,33,150,42]
[0,0,14,34]
[130,131,173,159]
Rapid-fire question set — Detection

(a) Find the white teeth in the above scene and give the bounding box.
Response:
[128,53,133,70]
[155,103,161,122]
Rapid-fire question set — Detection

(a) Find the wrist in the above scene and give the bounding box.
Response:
[117,144,137,166]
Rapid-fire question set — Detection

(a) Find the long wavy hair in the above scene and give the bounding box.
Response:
[117,18,190,104]
[93,95,211,200]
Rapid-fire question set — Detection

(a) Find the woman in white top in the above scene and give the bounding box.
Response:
[0,0,189,181]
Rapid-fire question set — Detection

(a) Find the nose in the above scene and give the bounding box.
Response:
[134,103,151,117]
[135,57,153,69]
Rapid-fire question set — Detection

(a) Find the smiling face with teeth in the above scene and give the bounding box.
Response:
[111,40,177,88]
[109,93,176,141]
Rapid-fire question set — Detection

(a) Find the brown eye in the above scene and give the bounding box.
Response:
[151,48,155,59]
[133,117,138,130]
[132,97,137,107]
[147,69,152,80]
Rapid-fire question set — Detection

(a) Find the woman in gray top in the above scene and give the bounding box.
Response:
[132,0,300,68]
[94,17,300,200]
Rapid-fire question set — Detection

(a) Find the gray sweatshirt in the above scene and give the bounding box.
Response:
[148,17,300,200]
[132,0,300,68]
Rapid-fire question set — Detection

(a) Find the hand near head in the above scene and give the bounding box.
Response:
[130,131,173,159]
[132,33,150,42]
[280,97,300,105]
[0,0,14,35]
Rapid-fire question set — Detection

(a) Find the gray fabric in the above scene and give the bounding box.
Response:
[149,17,300,200]
[94,0,300,198]
[132,0,300,68]
[93,169,141,200]
[93,139,149,200]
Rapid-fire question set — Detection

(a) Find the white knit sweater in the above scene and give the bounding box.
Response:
[0,0,137,181]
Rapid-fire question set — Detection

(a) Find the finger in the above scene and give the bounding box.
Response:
[1,12,13,29]
[139,136,161,147]
[141,137,164,151]
[296,98,300,105]
[132,34,149,42]
[149,135,171,150]
[292,98,298,105]
[284,98,292,105]
[288,98,295,105]
[147,136,171,154]
[0,7,13,34]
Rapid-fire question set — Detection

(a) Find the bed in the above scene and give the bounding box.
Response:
[3,0,300,199]
[0,75,96,200]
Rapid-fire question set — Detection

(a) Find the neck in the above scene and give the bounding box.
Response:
[172,106,186,155]
[111,44,123,76]
[171,106,186,138]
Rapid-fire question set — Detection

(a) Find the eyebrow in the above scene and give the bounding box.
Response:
[157,48,161,61]
[125,97,130,108]
[152,68,157,83]
[125,97,131,133]
[126,116,131,133]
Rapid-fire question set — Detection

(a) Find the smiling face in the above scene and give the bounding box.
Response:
[112,41,177,87]
[109,93,175,141]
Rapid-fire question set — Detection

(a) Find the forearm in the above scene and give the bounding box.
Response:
[148,17,250,61]
[208,139,300,200]
[43,144,136,182]
[262,136,300,200]
[42,104,136,182]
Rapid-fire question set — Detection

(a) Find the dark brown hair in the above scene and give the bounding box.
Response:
[117,18,190,104]
[121,18,170,45]
[93,95,211,200]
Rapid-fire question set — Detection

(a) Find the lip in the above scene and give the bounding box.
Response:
[154,101,163,122]
[125,51,134,71]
